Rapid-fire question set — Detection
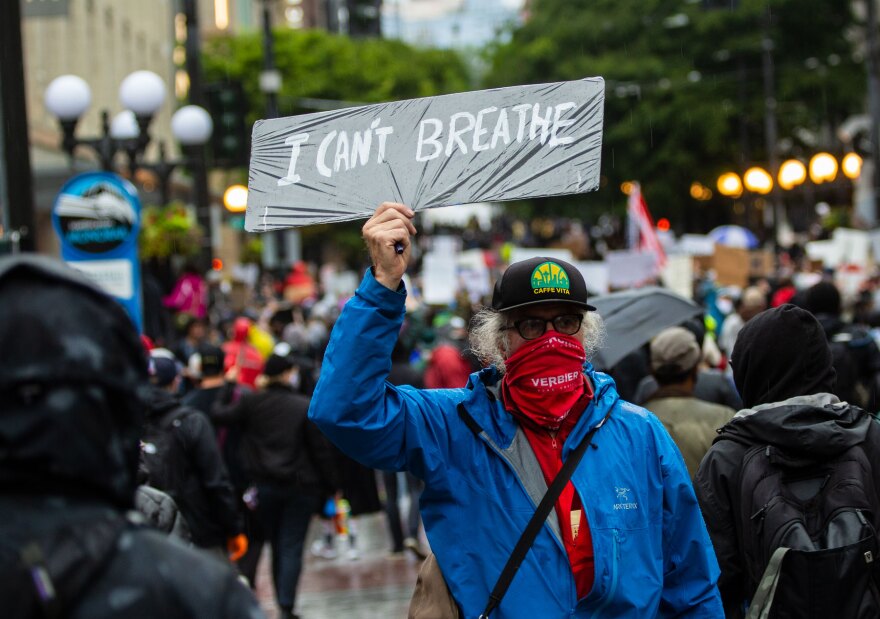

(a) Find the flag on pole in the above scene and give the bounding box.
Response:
[627,182,667,272]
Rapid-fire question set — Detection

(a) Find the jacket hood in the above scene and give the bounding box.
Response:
[232,317,251,343]
[718,393,871,458]
[145,385,181,419]
[731,304,836,408]
[0,255,149,508]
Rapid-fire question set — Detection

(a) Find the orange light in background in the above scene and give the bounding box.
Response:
[743,166,773,194]
[690,182,713,201]
[620,181,635,196]
[212,258,224,271]
[842,152,863,180]
[809,153,838,184]
[778,159,807,190]
[657,218,671,232]
[223,184,249,212]
[717,172,743,198]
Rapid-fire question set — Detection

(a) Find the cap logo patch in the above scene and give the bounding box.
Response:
[530,261,571,296]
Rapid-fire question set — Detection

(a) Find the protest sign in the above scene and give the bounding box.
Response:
[245,78,605,231]
[575,261,610,295]
[661,254,694,299]
[606,250,657,289]
[422,252,458,305]
[713,244,750,288]
[509,247,575,264]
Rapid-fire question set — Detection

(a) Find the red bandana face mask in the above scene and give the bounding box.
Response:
[502,332,587,430]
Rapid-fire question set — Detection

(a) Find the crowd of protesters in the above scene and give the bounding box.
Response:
[7,204,880,618]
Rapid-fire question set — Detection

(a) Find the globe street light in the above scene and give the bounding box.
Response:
[778,159,807,191]
[223,184,249,213]
[743,166,774,194]
[44,70,167,169]
[717,172,743,198]
[809,153,838,184]
[45,71,215,267]
[842,152,863,180]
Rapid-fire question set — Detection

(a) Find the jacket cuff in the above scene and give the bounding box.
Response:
[357,267,407,307]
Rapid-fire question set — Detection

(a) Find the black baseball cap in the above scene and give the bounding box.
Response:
[491,257,595,312]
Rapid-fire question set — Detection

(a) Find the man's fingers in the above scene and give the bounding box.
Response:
[363,206,417,238]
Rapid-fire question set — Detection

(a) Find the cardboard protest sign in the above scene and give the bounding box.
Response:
[713,244,750,288]
[245,78,605,231]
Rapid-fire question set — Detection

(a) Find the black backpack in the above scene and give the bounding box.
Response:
[140,405,195,499]
[738,439,880,618]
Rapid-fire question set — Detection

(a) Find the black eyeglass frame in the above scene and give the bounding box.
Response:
[500,313,584,340]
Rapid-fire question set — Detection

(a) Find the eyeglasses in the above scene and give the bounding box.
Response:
[501,314,583,340]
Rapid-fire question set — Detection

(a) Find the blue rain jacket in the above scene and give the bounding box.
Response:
[309,270,723,618]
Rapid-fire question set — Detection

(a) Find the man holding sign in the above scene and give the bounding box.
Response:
[308,203,722,617]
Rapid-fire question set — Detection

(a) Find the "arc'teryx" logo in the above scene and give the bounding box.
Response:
[530,261,571,295]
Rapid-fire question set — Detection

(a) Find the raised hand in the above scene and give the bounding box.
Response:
[362,202,417,290]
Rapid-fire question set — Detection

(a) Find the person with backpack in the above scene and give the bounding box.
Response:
[308,203,723,618]
[0,255,263,619]
[695,303,880,618]
[142,351,246,560]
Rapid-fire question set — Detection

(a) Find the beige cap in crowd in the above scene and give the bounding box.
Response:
[650,327,702,376]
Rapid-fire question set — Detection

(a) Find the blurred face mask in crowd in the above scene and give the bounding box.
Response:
[716,298,734,316]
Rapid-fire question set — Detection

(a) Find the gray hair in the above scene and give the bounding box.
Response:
[468,309,606,374]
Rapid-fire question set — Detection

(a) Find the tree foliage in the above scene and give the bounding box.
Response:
[203,28,472,125]
[484,0,866,230]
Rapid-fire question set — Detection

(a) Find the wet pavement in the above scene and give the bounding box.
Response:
[253,513,425,619]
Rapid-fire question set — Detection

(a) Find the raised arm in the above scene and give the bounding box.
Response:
[308,203,461,479]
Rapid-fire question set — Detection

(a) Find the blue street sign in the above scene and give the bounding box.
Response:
[52,171,143,332]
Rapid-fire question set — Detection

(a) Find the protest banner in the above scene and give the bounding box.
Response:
[245,78,605,231]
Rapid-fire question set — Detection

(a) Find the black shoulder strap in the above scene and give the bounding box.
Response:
[477,407,613,619]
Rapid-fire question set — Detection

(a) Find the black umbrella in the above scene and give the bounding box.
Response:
[590,287,704,370]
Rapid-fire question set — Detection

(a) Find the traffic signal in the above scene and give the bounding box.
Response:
[204,81,249,168]
[347,0,382,38]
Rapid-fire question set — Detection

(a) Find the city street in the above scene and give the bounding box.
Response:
[254,513,424,619]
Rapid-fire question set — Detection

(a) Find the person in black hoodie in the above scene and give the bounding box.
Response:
[141,352,244,558]
[0,255,263,619]
[804,280,880,410]
[213,352,340,619]
[695,304,880,618]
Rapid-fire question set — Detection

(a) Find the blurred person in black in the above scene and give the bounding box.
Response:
[142,351,244,558]
[0,255,262,619]
[213,351,340,619]
[805,280,880,410]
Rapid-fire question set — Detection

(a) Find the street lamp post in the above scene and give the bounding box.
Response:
[44,71,167,170]
[44,72,214,266]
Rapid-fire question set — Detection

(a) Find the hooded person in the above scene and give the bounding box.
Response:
[307,202,722,618]
[0,254,263,619]
[804,280,880,410]
[694,304,880,618]
[223,317,265,390]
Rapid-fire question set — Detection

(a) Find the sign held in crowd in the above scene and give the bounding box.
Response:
[245,78,605,231]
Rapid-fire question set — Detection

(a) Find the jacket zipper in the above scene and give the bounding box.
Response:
[592,528,619,618]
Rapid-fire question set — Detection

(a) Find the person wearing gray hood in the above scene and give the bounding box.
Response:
[695,304,880,619]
